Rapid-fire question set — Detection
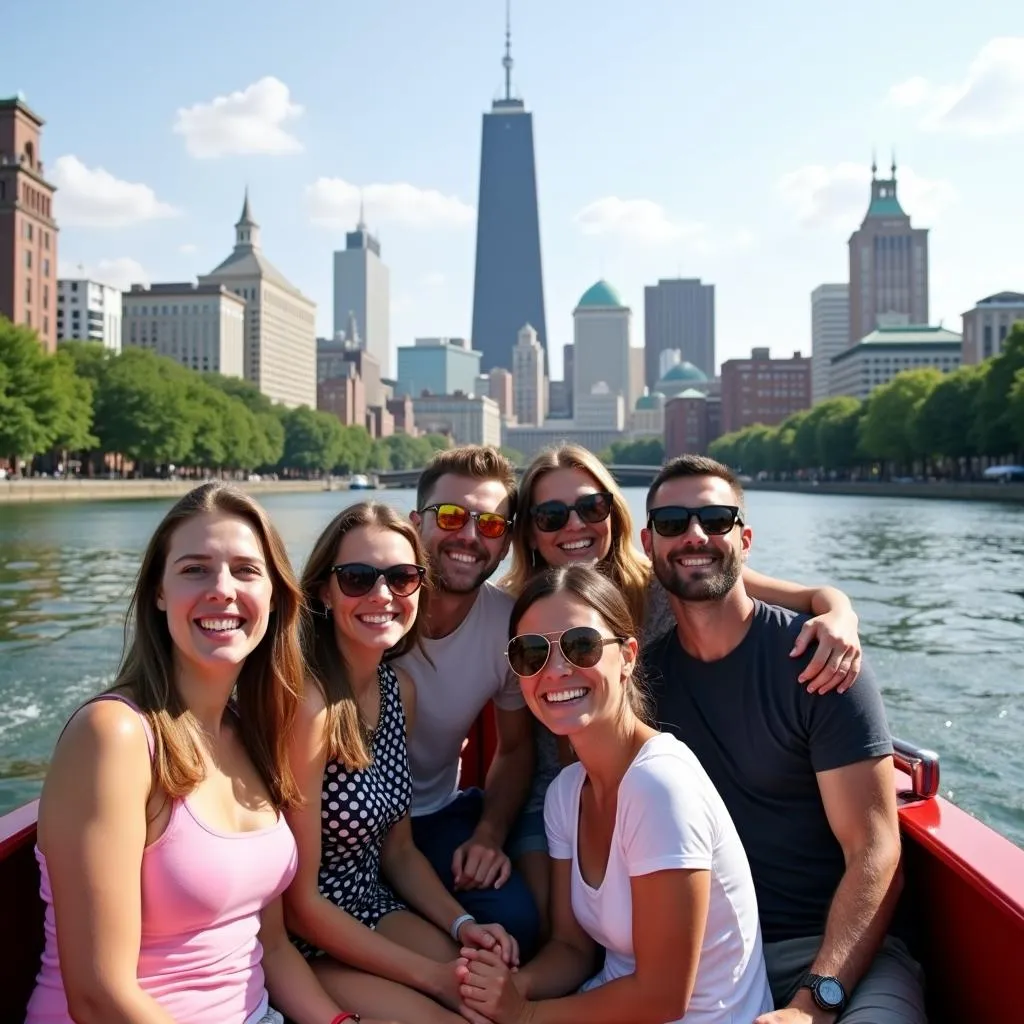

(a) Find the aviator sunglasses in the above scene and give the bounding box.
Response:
[647,505,744,537]
[330,562,426,598]
[530,492,614,533]
[417,503,512,539]
[506,625,625,678]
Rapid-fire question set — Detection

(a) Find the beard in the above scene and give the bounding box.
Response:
[652,545,743,602]
[430,539,502,594]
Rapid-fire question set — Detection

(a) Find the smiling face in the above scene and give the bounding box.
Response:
[530,467,614,568]
[157,511,274,681]
[642,474,751,601]
[321,525,421,655]
[413,473,512,593]
[512,591,637,737]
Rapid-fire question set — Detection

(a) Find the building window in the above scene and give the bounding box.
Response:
[43,258,50,277]
[26,279,32,304]
[44,231,49,250]
[25,250,31,269]
[43,316,48,336]
[43,285,49,310]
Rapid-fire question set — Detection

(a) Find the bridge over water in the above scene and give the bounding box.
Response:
[373,464,663,489]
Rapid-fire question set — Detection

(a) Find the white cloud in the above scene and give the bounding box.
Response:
[59,257,150,292]
[778,162,956,228]
[886,37,1024,136]
[574,197,704,245]
[305,177,474,230]
[51,156,179,228]
[178,243,198,255]
[173,77,304,159]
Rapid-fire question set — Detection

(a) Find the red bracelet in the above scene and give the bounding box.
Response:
[329,1014,360,1024]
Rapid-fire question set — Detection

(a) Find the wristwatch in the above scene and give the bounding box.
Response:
[802,973,847,1013]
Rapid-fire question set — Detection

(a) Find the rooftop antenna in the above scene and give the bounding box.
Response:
[871,149,878,179]
[503,0,514,101]
[358,189,366,230]
[891,149,897,178]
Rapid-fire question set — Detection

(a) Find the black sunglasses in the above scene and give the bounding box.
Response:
[647,505,744,538]
[530,492,614,533]
[506,625,625,678]
[330,562,426,598]
[418,503,512,539]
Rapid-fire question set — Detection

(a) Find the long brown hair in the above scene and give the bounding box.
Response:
[300,501,429,770]
[504,444,651,628]
[509,563,652,724]
[110,482,304,809]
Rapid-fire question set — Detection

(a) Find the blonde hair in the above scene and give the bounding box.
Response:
[504,444,650,629]
[300,501,428,771]
[110,482,304,809]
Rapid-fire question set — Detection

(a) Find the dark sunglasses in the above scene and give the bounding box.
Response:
[530,492,614,533]
[418,503,511,540]
[647,505,744,538]
[506,625,625,678]
[330,562,426,598]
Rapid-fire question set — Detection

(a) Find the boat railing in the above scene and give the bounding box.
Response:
[892,736,940,800]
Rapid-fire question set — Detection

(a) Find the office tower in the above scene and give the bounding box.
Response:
[848,156,929,344]
[0,95,58,351]
[200,191,316,408]
[644,277,715,386]
[333,202,391,377]
[57,278,123,352]
[122,283,245,377]
[396,337,481,399]
[513,323,544,425]
[810,283,850,403]
[469,6,547,371]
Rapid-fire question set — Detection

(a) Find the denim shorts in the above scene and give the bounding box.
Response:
[505,807,548,859]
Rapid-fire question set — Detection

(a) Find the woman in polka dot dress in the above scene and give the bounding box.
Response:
[284,502,518,1024]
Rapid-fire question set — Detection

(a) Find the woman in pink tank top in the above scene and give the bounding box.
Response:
[25,483,388,1024]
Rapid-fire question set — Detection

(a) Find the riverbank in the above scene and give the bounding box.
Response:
[745,479,1024,503]
[0,477,347,505]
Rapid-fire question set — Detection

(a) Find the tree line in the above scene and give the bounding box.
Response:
[0,318,457,477]
[709,322,1024,478]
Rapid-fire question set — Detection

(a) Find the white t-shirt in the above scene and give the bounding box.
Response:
[395,581,525,816]
[544,733,772,1023]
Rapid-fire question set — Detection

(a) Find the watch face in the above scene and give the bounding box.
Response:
[817,978,844,1007]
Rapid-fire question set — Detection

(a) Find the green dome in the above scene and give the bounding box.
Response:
[659,361,708,383]
[577,279,625,309]
[635,391,665,411]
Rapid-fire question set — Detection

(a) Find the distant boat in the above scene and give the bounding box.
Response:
[349,473,373,490]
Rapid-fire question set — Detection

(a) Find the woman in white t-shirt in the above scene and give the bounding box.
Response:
[455,563,772,1024]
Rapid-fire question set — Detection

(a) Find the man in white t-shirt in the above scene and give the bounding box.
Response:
[395,446,540,956]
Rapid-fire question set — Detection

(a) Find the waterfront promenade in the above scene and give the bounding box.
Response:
[3,474,1024,506]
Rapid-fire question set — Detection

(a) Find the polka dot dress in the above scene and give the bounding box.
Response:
[294,662,412,959]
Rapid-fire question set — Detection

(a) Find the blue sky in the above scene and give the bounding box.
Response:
[4,0,1023,380]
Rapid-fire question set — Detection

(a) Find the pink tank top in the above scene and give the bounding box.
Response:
[26,695,299,1024]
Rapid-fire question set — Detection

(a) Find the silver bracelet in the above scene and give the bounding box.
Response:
[450,912,476,941]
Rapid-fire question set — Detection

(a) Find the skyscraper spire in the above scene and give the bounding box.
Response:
[871,150,877,179]
[358,189,366,231]
[891,149,897,178]
[503,0,514,101]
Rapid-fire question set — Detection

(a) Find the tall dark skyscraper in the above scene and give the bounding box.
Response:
[470,5,547,373]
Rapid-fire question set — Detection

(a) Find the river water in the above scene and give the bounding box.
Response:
[1,488,1022,849]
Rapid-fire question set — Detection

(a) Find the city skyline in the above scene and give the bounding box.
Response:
[3,1,1022,381]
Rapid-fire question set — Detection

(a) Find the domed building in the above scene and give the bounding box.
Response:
[632,389,666,434]
[572,279,642,424]
[656,360,710,399]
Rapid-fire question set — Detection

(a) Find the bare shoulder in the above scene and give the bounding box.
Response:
[52,697,150,765]
[296,676,329,722]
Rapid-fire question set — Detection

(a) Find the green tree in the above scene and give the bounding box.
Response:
[93,349,195,471]
[814,397,865,471]
[914,364,987,468]
[1008,367,1024,452]
[280,406,345,474]
[0,318,79,470]
[50,349,97,457]
[598,437,664,464]
[499,446,525,467]
[972,323,1024,457]
[860,368,943,471]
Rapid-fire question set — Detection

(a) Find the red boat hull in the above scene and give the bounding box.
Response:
[2,718,1023,1023]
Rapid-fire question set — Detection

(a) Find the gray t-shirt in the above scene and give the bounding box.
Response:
[395,581,525,817]
[642,600,893,943]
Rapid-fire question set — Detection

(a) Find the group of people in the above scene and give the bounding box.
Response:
[24,443,928,1024]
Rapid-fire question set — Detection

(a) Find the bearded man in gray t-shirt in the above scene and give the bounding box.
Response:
[641,455,926,1024]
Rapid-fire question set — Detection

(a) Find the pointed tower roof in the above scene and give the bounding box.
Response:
[237,186,256,227]
[863,154,907,221]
